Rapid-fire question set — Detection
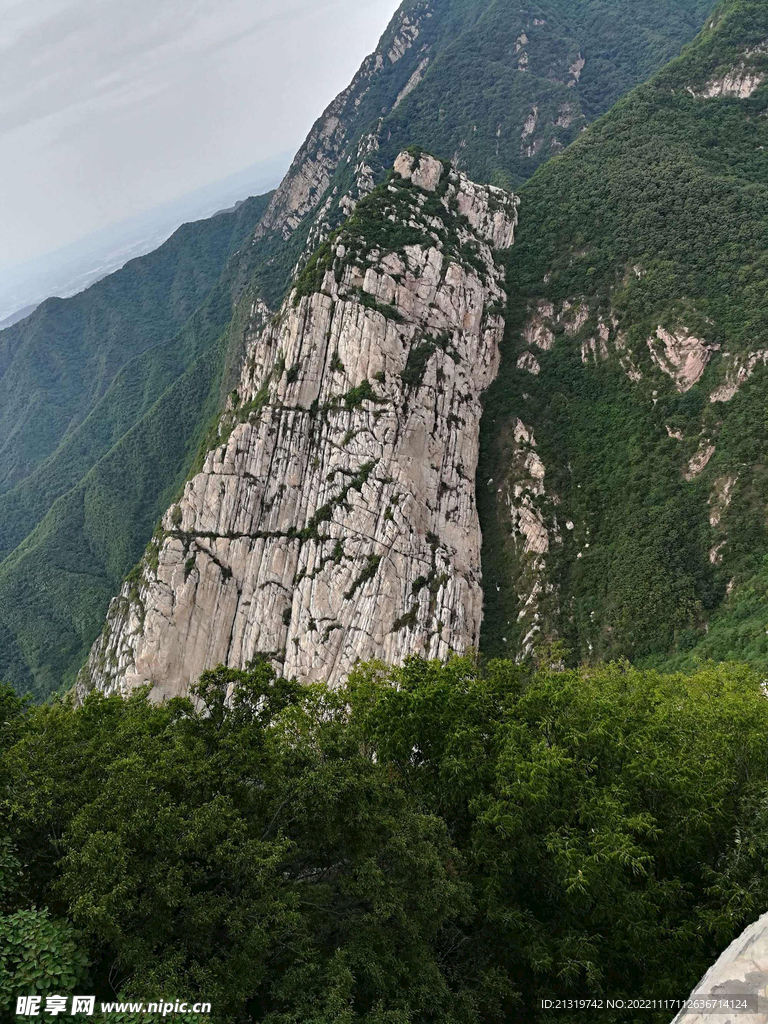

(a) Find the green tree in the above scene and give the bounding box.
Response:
[1,667,474,1023]
[3,659,768,1023]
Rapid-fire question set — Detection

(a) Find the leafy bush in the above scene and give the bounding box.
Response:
[2,658,768,1022]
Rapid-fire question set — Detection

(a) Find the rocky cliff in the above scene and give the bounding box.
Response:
[78,152,518,698]
[253,1,437,245]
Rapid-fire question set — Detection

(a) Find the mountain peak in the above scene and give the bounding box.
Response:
[78,155,518,699]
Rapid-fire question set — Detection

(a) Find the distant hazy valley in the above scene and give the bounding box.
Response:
[0,154,288,329]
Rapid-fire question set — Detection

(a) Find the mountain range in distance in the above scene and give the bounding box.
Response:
[0,153,290,329]
[5,0,768,1017]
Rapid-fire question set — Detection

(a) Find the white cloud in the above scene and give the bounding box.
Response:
[0,0,398,268]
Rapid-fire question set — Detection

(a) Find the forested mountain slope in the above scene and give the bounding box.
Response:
[0,197,273,698]
[0,197,269,506]
[76,0,723,703]
[480,0,768,670]
[367,0,717,189]
[252,0,716,308]
[5,0,717,698]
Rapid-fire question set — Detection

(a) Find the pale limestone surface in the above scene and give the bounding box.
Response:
[648,326,717,393]
[498,418,551,656]
[517,352,541,375]
[710,475,737,527]
[521,108,539,140]
[78,155,519,700]
[568,55,586,85]
[254,3,434,243]
[671,913,768,1024]
[394,57,431,109]
[685,442,716,481]
[710,351,768,403]
[524,317,555,351]
[689,40,768,101]
[702,69,765,98]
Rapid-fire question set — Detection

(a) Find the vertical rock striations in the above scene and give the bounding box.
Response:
[78,153,518,699]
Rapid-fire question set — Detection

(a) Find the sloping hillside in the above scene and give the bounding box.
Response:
[3,0,718,696]
[480,0,768,669]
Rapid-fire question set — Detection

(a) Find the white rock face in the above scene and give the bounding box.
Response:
[394,56,431,108]
[710,350,768,402]
[394,150,443,192]
[523,302,556,350]
[690,42,768,101]
[498,418,551,656]
[710,475,737,527]
[78,155,519,700]
[517,352,541,375]
[387,13,424,63]
[702,69,765,98]
[671,912,768,1023]
[521,108,539,140]
[562,303,589,336]
[568,55,586,86]
[685,442,716,481]
[648,326,717,393]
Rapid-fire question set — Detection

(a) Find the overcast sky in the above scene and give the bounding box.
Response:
[0,0,398,271]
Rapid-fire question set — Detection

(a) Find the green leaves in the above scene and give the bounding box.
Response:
[348,657,768,1020]
[3,658,768,1021]
[0,666,475,1023]
[0,906,89,1012]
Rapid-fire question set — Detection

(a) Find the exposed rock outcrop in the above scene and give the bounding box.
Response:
[78,153,519,700]
[568,55,586,86]
[690,39,768,100]
[523,301,555,350]
[671,912,768,1023]
[517,351,541,375]
[710,350,768,402]
[561,299,590,336]
[494,417,553,657]
[703,69,765,97]
[254,3,435,243]
[648,326,717,393]
[394,56,431,108]
[710,474,737,527]
[685,441,716,480]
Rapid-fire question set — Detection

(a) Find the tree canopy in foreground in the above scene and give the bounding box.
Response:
[2,657,768,1022]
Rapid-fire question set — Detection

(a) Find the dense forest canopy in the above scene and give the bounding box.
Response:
[2,657,768,1022]
[480,0,768,671]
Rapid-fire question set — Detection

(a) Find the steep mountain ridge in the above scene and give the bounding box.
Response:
[2,0,720,697]
[479,0,768,670]
[251,0,717,309]
[79,153,518,698]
